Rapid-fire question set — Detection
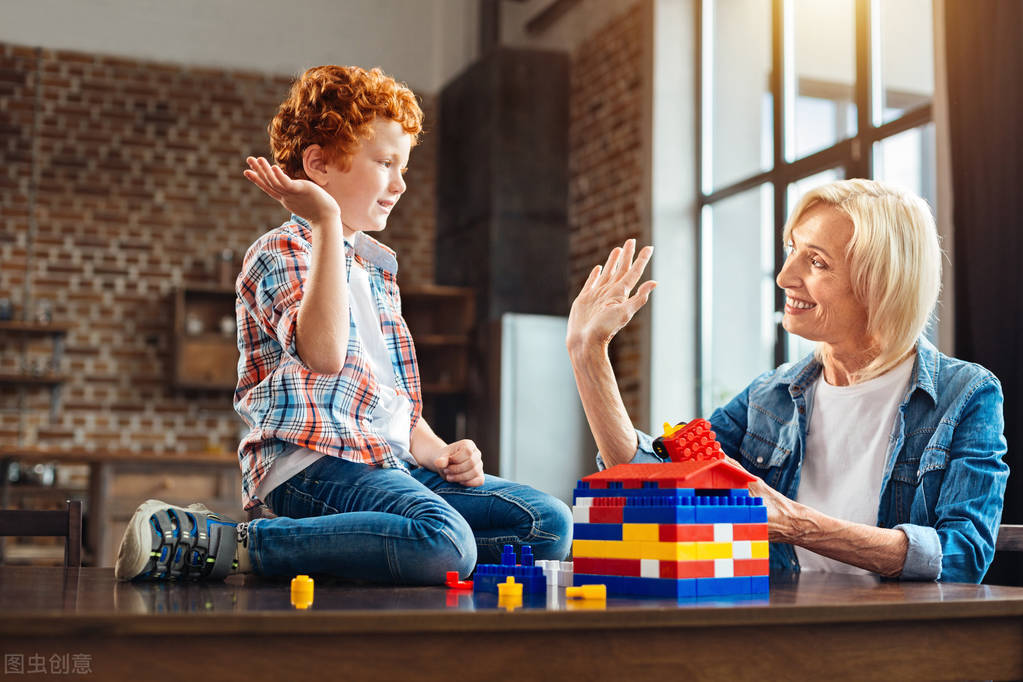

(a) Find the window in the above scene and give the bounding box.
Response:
[696,0,936,411]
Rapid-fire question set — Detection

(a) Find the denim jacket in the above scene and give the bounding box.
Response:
[620,338,1008,583]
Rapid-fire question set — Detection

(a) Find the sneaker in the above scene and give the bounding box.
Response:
[115,499,239,581]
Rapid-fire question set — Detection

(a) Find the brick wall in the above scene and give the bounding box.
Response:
[0,43,437,453]
[568,2,650,428]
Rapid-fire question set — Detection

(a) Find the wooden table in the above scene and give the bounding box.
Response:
[0,447,241,566]
[1,568,1021,680]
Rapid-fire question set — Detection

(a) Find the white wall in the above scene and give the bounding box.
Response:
[0,0,479,93]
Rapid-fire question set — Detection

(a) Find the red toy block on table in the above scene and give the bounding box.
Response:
[445,571,473,590]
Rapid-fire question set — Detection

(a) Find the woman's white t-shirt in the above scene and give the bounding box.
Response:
[794,354,915,574]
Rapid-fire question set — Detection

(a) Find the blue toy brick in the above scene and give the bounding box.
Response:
[696,576,752,597]
[472,546,547,595]
[573,523,624,541]
[750,576,769,593]
[574,573,699,599]
[694,506,750,523]
[748,505,768,523]
[573,487,695,503]
[729,488,751,497]
[473,565,546,595]
[623,506,696,524]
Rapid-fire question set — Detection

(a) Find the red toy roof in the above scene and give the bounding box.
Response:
[583,459,756,489]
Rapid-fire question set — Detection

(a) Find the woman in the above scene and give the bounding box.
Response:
[566,179,1008,582]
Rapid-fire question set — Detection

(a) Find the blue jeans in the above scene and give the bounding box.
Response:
[249,457,573,585]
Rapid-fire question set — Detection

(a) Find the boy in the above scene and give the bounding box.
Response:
[115,66,571,583]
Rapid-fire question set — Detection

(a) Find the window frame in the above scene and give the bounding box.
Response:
[694,0,934,413]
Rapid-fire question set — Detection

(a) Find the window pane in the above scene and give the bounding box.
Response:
[783,168,844,363]
[876,0,934,125]
[706,0,773,191]
[873,123,936,209]
[701,185,775,410]
[791,0,857,160]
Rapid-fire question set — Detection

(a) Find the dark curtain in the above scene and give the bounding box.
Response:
[945,0,1023,585]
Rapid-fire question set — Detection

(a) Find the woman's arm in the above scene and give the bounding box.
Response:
[748,476,909,577]
[566,240,657,468]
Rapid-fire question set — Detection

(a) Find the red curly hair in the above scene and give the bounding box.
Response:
[269,65,423,179]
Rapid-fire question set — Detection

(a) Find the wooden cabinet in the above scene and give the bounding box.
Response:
[172,286,238,390]
[401,286,476,441]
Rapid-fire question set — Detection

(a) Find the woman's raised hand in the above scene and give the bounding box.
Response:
[243,156,340,226]
[567,239,656,350]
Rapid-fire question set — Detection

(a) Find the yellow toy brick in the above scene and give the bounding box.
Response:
[566,584,607,600]
[696,541,733,560]
[621,523,660,542]
[751,541,769,559]
[497,576,523,599]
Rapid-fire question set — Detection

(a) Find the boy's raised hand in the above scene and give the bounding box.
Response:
[244,156,340,226]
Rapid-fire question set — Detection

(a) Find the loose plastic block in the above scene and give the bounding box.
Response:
[566,584,606,600]
[290,575,314,610]
[445,571,473,590]
[497,576,523,598]
[472,544,546,595]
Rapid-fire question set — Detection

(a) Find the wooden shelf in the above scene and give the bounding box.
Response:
[172,287,238,391]
[0,321,72,335]
[0,321,70,421]
[0,373,70,386]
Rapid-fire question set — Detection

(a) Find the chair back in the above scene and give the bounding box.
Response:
[0,500,82,567]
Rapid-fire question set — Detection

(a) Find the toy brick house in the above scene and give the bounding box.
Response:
[571,419,770,598]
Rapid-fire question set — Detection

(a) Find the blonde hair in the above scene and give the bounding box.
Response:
[782,179,941,382]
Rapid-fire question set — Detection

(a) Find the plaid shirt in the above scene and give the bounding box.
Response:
[233,215,422,509]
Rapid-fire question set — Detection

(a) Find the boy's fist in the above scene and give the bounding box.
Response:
[434,440,485,487]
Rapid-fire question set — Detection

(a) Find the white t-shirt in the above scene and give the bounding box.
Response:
[794,354,915,574]
[253,251,414,503]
